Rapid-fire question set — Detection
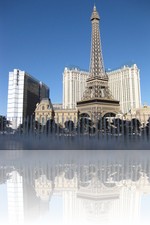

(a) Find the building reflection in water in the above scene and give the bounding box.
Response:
[0,150,150,225]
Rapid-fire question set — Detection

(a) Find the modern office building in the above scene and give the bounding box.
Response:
[108,64,141,114]
[63,67,89,109]
[7,69,49,129]
[62,64,141,114]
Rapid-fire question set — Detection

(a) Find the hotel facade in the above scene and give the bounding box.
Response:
[62,64,141,114]
[108,64,141,114]
[63,67,89,109]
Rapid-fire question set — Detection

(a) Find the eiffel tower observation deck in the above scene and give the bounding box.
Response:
[77,5,120,121]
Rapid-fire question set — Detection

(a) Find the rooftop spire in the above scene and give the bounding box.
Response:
[90,5,104,77]
[91,4,100,21]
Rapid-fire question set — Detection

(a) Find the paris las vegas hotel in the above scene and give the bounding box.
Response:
[7,65,142,128]
[7,6,148,128]
[62,64,141,114]
[35,6,143,125]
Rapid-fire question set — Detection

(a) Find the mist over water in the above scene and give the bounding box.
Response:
[0,134,150,150]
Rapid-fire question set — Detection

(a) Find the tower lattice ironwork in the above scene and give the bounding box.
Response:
[77,5,120,119]
[82,5,113,100]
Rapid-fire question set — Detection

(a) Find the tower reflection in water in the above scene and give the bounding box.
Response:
[0,150,150,225]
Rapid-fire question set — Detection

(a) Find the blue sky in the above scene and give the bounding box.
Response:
[0,0,150,116]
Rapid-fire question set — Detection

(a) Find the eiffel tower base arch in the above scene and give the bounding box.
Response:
[77,98,120,122]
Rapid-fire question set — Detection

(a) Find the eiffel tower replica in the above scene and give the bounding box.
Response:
[77,5,120,121]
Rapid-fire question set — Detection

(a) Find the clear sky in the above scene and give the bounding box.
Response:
[0,0,150,116]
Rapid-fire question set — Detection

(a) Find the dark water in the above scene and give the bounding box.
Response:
[0,134,150,149]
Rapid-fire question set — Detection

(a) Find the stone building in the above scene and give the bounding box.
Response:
[54,109,78,126]
[35,98,54,125]
[125,105,150,125]
[35,98,77,126]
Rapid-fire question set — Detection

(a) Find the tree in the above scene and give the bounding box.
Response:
[0,116,11,132]
[77,117,93,134]
[111,118,124,134]
[64,120,74,132]
[46,119,57,134]
[122,120,130,135]
[129,118,141,134]
[16,118,41,134]
[146,117,150,136]
[97,117,109,133]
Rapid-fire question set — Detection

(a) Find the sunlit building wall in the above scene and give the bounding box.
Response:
[108,64,141,114]
[63,67,89,109]
[7,69,49,128]
[62,65,141,114]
